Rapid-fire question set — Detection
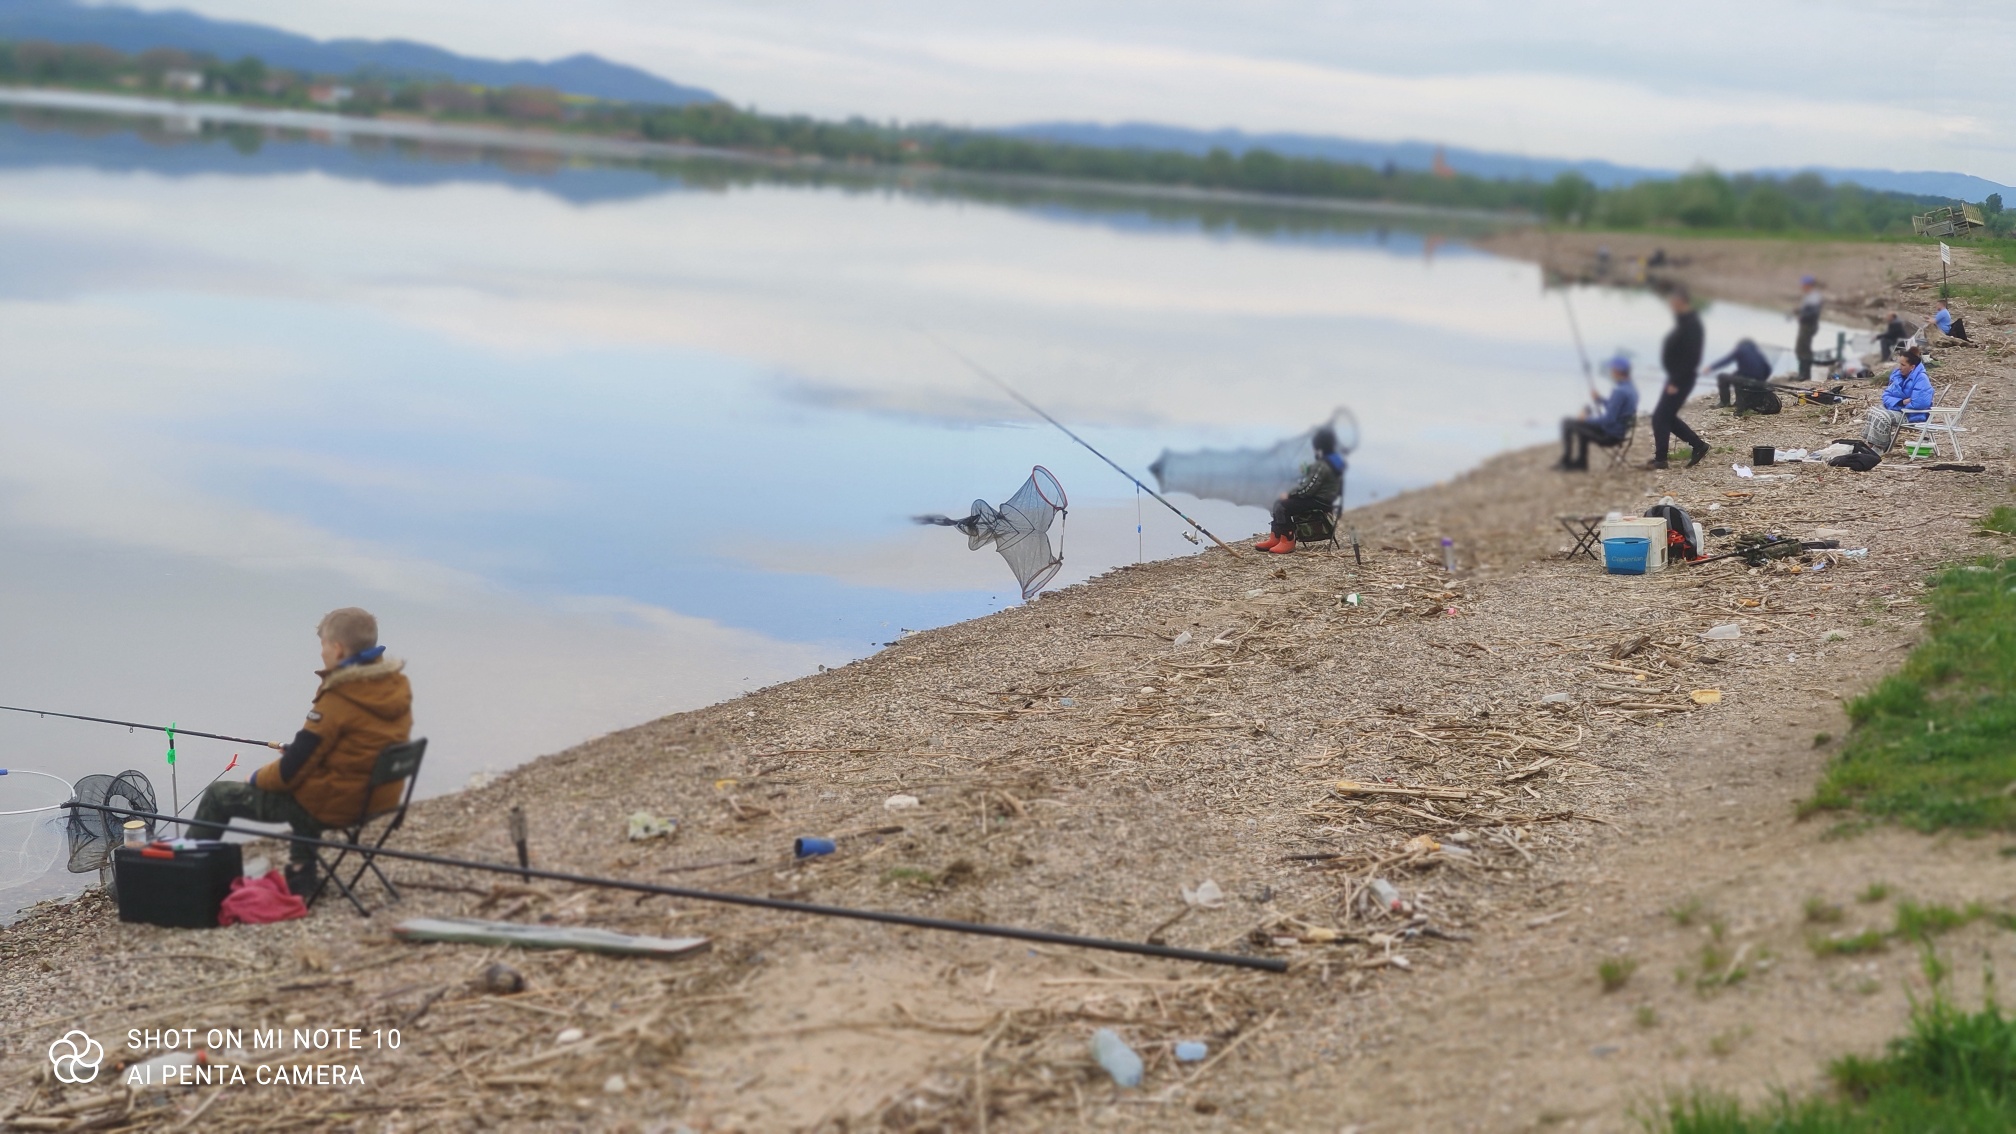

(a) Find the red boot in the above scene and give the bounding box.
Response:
[1269,536,1297,554]
[1254,533,1282,550]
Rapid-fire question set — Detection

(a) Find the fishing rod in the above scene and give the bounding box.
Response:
[922,333,1242,557]
[0,704,272,748]
[64,800,1287,973]
[1559,289,1598,396]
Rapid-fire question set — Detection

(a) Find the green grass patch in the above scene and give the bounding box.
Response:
[1982,508,2016,537]
[1647,988,2016,1132]
[1807,559,2016,831]
[1896,901,1986,942]
[1600,956,1639,992]
[1807,896,1847,924]
[1811,929,1890,957]
[880,865,939,887]
[1951,283,2016,306]
[1860,883,1893,904]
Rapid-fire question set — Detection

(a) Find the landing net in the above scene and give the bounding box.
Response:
[1148,409,1358,511]
[916,466,1069,601]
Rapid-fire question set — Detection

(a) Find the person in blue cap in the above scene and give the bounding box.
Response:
[1791,275,1824,382]
[1556,354,1638,471]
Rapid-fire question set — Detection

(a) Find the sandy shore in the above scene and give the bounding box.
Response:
[2,233,2012,1133]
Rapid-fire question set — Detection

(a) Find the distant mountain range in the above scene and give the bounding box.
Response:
[3,3,2008,200]
[0,0,718,105]
[1003,122,2013,202]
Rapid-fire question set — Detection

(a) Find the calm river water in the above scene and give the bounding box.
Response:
[0,109,1848,907]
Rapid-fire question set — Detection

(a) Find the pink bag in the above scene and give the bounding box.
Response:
[218,870,309,926]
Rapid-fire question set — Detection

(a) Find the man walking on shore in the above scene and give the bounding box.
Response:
[1646,287,1707,470]
[1792,275,1823,381]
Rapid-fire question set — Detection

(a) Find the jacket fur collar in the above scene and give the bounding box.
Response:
[318,655,406,693]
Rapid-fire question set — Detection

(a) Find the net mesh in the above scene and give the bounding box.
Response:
[917,466,1068,601]
[0,770,70,893]
[1148,409,1357,511]
[65,769,158,874]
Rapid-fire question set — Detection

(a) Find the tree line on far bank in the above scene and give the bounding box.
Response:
[3,36,2004,240]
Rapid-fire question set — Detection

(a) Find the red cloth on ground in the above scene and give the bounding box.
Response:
[218,870,309,926]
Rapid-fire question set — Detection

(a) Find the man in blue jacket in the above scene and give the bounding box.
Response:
[1557,355,1638,471]
[1863,344,1934,452]
[1704,338,1772,408]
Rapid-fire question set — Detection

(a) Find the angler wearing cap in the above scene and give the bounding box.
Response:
[1792,274,1824,382]
[1254,426,1343,554]
[188,608,413,896]
[1554,353,1638,471]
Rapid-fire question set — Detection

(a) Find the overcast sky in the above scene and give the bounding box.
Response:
[104,1,2016,182]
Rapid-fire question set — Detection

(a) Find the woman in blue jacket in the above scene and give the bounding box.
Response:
[1863,345,1934,452]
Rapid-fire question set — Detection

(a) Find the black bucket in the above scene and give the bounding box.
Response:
[1752,445,1775,467]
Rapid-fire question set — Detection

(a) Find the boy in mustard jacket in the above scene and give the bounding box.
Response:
[190,608,413,896]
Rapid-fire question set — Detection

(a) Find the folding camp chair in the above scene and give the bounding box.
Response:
[1904,383,1976,461]
[309,738,426,916]
[1601,413,1639,471]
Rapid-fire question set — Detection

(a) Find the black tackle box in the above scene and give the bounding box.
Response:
[113,842,243,928]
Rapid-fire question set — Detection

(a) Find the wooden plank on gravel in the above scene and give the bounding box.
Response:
[1332,781,1473,801]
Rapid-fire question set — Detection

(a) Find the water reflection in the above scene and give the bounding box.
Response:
[0,109,1852,913]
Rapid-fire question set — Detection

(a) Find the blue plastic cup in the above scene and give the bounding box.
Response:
[794,836,836,857]
[1603,537,1650,576]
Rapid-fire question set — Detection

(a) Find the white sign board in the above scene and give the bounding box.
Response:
[1941,241,1952,265]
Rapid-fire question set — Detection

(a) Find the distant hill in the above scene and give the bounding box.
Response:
[0,0,719,105]
[1004,121,2013,201]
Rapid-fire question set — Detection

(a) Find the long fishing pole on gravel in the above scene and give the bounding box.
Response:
[921,333,1242,557]
[64,800,1288,973]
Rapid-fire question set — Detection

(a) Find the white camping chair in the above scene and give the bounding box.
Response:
[1904,383,1976,461]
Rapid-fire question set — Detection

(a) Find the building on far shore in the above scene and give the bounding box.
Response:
[162,69,204,93]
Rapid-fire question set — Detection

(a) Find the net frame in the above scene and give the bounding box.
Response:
[0,769,71,892]
[947,466,1069,601]
[65,769,158,874]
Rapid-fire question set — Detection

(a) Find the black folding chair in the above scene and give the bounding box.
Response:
[309,738,426,916]
[1600,413,1640,470]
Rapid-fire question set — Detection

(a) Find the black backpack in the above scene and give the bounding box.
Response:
[1645,503,1703,561]
[1733,378,1782,415]
[1827,439,1882,472]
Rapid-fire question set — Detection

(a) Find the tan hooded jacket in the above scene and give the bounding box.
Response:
[253,657,414,826]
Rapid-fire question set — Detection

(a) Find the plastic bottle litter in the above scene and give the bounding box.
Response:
[794,836,837,857]
[626,812,679,841]
[1441,538,1457,572]
[1057,697,1075,708]
[1174,1041,1209,1063]
[1369,878,1406,913]
[1181,879,1225,908]
[1842,549,1869,559]
[1700,624,1743,640]
[883,794,921,811]
[1091,1029,1143,1087]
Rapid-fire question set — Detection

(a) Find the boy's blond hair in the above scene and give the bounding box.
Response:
[317,607,379,655]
